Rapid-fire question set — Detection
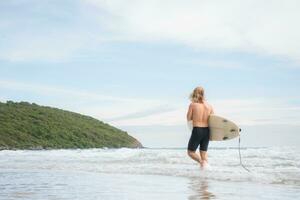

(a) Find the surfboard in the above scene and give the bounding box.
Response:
[208,115,241,141]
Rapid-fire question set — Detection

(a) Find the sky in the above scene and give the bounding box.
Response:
[0,0,300,148]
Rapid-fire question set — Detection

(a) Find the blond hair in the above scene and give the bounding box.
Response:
[190,86,205,103]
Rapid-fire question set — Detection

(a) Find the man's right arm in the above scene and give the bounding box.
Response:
[187,103,193,121]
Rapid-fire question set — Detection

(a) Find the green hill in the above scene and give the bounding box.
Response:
[0,101,143,150]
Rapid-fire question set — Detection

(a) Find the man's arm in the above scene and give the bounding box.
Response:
[187,103,193,121]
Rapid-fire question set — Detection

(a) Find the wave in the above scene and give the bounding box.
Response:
[0,147,299,186]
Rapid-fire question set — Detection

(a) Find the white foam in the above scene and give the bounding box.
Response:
[0,147,299,186]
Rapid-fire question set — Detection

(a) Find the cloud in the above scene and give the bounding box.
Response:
[84,0,300,62]
[210,98,300,125]
[0,1,101,62]
[109,97,300,126]
[0,79,134,102]
[103,105,177,121]
[0,96,7,103]
[0,31,89,62]
[1,0,299,63]
[0,79,170,121]
[1,80,299,126]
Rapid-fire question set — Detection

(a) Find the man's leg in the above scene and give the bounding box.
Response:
[199,150,208,166]
[187,150,201,164]
[199,129,209,166]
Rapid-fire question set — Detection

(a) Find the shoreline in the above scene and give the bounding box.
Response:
[1,169,299,200]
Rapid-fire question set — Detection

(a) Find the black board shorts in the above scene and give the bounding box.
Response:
[187,127,210,152]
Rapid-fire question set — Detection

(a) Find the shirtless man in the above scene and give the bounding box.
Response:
[186,86,214,168]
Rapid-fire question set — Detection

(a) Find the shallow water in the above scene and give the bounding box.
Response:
[1,147,300,199]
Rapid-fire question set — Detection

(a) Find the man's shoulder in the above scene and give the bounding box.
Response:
[207,102,213,108]
[204,101,213,108]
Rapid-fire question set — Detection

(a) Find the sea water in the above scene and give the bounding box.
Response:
[0,147,299,200]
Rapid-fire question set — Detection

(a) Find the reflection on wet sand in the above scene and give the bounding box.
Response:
[188,178,216,200]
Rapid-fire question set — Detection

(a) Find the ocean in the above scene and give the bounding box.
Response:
[0,147,299,200]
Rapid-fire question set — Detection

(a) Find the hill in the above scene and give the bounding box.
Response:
[0,101,143,149]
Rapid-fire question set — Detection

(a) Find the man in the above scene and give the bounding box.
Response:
[186,86,214,168]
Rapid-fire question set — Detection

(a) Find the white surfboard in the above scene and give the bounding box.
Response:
[208,115,241,141]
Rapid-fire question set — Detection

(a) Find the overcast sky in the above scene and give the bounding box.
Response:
[1,0,300,147]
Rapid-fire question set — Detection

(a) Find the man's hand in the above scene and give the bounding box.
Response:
[187,103,193,121]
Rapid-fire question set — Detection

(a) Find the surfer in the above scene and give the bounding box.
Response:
[186,86,214,168]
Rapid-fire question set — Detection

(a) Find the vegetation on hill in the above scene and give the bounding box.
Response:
[0,101,143,149]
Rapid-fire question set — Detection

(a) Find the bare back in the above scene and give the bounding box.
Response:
[187,101,214,127]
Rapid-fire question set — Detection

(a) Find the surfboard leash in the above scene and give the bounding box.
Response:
[238,134,251,172]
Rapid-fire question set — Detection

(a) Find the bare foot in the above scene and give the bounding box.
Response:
[202,160,208,168]
[199,160,204,169]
